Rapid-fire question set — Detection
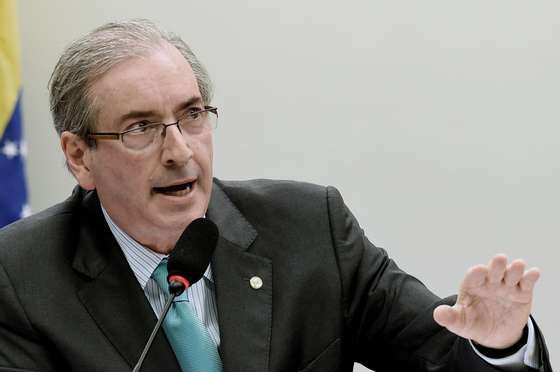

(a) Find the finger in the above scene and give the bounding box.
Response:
[504,260,526,286]
[433,304,461,329]
[519,268,540,292]
[488,254,508,284]
[461,264,488,291]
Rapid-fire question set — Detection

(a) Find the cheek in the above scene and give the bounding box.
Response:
[208,137,214,163]
[92,151,151,194]
[196,135,213,168]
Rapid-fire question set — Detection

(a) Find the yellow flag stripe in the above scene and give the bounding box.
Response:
[0,0,22,138]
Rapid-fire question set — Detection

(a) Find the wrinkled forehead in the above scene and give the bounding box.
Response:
[88,44,202,131]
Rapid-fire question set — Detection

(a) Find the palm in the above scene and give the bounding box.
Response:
[434,255,539,349]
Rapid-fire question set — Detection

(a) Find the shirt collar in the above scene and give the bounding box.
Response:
[101,205,213,289]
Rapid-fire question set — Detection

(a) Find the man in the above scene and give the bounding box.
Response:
[0,19,552,371]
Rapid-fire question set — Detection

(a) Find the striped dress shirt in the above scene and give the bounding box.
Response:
[101,207,221,348]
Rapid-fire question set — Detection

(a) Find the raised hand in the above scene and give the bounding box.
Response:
[433,254,540,349]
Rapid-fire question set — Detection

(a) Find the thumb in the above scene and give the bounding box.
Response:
[433,304,460,329]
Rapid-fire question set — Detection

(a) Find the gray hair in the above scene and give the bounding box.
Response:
[48,19,213,143]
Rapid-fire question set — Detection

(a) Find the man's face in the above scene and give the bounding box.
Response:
[80,43,213,253]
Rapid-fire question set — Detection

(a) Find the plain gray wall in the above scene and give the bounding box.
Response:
[18,1,558,369]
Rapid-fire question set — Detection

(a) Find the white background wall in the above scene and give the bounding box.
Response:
[18,1,558,369]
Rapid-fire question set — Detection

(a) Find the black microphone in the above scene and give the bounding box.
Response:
[132,218,219,372]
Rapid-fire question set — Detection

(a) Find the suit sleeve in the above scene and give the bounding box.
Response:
[325,186,550,371]
[0,261,59,371]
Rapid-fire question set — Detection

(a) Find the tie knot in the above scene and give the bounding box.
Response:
[151,258,169,292]
[152,258,189,301]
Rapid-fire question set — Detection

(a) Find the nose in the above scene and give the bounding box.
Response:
[160,124,193,166]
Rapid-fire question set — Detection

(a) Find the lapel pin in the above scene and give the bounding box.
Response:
[249,276,263,289]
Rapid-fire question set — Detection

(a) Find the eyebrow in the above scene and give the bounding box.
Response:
[117,96,203,124]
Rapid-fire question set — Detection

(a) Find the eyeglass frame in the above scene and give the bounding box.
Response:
[87,105,218,149]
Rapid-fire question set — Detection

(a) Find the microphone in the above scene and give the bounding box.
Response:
[167,217,219,292]
[132,218,219,372]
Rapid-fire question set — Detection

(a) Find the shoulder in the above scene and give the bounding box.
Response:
[212,178,347,233]
[0,186,87,262]
[214,178,340,207]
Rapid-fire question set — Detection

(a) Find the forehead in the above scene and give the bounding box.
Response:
[90,43,201,130]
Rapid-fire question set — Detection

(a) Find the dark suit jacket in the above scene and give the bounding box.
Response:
[0,179,551,371]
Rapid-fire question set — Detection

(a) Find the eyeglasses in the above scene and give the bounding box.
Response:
[88,106,218,150]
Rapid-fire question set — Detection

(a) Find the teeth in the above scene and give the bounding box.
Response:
[154,182,193,196]
[163,188,190,196]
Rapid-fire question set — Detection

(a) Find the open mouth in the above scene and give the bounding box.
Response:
[152,181,194,196]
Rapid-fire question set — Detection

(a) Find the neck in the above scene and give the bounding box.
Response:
[100,205,181,254]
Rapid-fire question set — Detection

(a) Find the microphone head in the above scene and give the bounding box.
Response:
[167,218,219,286]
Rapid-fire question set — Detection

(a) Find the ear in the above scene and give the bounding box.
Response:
[60,131,96,190]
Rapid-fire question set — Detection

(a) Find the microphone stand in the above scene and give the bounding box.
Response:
[132,282,185,372]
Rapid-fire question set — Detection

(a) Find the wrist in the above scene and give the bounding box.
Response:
[472,325,529,359]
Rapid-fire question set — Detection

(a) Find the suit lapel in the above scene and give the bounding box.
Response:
[208,182,273,372]
[72,189,181,371]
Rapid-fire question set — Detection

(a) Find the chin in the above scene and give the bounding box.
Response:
[168,211,202,229]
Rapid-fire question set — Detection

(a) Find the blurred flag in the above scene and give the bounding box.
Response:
[0,0,30,227]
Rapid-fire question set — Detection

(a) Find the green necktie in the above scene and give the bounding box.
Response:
[151,259,223,372]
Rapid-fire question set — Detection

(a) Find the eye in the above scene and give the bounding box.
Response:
[186,107,204,119]
[127,120,152,132]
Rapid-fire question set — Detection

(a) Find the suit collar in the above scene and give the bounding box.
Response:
[71,188,110,279]
[207,179,258,250]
